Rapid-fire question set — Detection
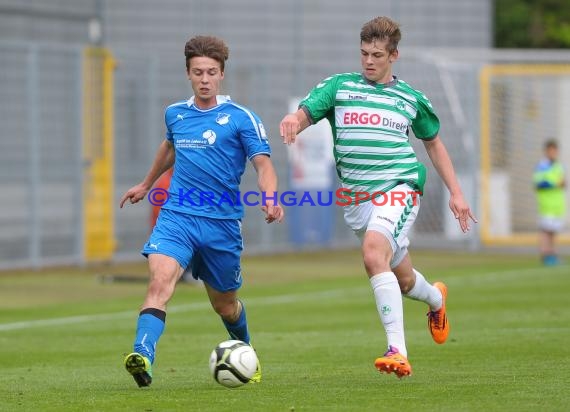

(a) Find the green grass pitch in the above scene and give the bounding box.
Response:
[0,249,569,411]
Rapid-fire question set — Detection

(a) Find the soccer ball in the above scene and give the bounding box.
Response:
[209,340,258,388]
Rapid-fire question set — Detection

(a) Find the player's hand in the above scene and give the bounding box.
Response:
[280,113,300,145]
[119,183,149,208]
[449,193,477,233]
[261,204,284,224]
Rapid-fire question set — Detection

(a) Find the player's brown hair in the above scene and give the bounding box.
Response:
[544,138,558,150]
[184,36,229,72]
[360,16,401,54]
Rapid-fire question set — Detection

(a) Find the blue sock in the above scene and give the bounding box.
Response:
[133,308,166,364]
[222,300,250,344]
[544,255,560,266]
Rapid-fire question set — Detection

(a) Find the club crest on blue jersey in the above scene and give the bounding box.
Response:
[216,113,231,125]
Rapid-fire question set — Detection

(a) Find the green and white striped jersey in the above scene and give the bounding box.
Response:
[299,72,440,196]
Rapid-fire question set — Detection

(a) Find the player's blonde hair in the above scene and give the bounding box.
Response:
[360,16,401,54]
[184,35,229,72]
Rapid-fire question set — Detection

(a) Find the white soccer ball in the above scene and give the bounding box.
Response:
[209,340,258,388]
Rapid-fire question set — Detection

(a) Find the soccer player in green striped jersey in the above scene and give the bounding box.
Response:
[280,16,477,378]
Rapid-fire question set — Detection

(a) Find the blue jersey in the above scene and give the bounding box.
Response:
[162,95,271,219]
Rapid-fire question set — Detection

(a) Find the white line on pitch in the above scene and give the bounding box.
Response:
[0,288,361,332]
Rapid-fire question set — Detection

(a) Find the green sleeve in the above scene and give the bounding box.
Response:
[299,75,339,124]
[411,93,440,140]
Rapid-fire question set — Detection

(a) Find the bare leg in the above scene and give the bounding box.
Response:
[204,282,251,344]
[390,253,416,294]
[142,254,183,311]
[392,253,442,311]
[204,283,241,323]
[128,253,182,383]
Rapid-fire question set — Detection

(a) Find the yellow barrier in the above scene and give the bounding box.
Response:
[83,47,116,261]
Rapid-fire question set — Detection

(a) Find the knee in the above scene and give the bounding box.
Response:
[362,249,380,274]
[212,300,239,322]
[362,241,392,275]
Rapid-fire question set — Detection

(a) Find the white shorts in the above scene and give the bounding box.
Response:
[343,183,420,268]
[539,216,565,233]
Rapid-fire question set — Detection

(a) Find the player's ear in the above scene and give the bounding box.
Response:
[389,49,399,63]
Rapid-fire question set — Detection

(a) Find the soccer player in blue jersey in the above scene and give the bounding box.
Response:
[119,35,284,387]
[280,16,476,378]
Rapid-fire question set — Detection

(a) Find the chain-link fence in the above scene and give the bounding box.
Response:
[1,40,487,269]
[0,0,500,269]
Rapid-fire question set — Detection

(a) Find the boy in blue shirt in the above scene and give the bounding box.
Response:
[119,35,284,387]
[534,139,566,265]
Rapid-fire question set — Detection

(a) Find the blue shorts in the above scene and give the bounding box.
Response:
[142,208,243,292]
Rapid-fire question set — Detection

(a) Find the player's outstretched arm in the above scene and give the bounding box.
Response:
[279,109,311,145]
[251,154,284,224]
[119,140,175,208]
[423,136,477,233]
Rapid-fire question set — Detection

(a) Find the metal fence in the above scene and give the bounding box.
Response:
[0,0,501,269]
[0,42,162,268]
[0,42,84,268]
[6,40,570,269]
[0,41,476,269]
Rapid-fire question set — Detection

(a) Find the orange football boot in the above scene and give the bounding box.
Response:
[374,346,412,378]
[427,282,449,344]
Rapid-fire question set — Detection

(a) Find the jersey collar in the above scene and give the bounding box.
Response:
[186,95,231,108]
[361,74,398,88]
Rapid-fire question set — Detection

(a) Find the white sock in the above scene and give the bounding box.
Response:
[404,269,443,311]
[370,272,407,357]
